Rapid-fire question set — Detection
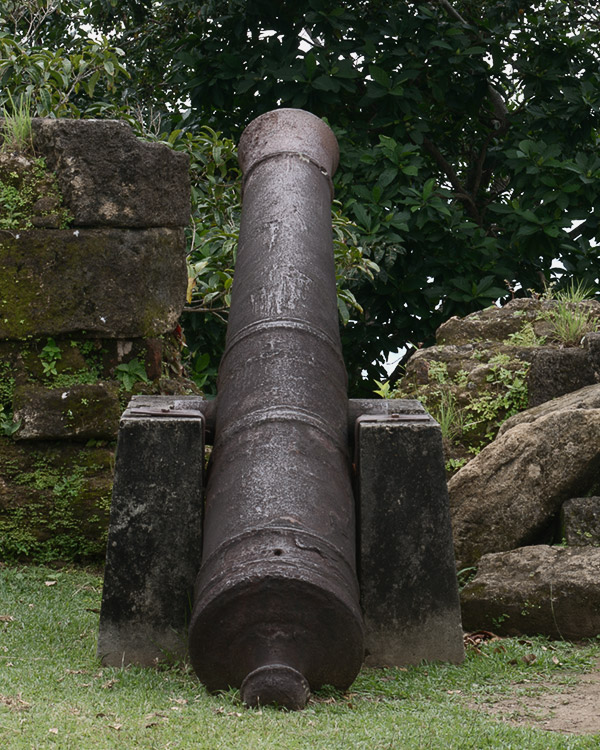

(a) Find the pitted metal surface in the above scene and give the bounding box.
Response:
[188,109,364,709]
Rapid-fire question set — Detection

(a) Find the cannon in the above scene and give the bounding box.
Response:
[97,108,464,711]
[187,110,364,709]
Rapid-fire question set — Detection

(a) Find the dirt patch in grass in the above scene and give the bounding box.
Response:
[471,657,600,735]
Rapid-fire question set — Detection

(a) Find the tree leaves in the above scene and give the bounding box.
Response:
[3,0,599,394]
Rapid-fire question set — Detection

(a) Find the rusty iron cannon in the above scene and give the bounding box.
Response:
[187,109,364,709]
[97,108,464,712]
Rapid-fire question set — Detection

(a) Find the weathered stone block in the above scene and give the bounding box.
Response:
[31,118,190,228]
[527,348,596,407]
[356,406,464,666]
[0,228,186,338]
[561,497,600,546]
[461,545,600,639]
[13,383,120,441]
[97,397,205,667]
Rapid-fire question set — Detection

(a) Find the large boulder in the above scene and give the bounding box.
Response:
[460,545,600,639]
[436,298,551,345]
[449,384,600,568]
[498,382,600,434]
[436,297,600,347]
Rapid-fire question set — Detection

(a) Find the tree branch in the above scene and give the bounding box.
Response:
[421,136,484,225]
[183,306,229,323]
[432,0,470,26]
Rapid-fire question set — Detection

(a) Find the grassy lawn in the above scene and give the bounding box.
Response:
[1,563,599,749]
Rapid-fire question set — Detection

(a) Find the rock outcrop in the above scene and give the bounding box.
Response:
[396,298,600,470]
[398,299,600,639]
[449,384,600,568]
[461,545,600,639]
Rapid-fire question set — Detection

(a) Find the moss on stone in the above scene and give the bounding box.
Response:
[0,228,185,339]
[392,347,530,474]
[0,153,72,231]
[0,439,114,562]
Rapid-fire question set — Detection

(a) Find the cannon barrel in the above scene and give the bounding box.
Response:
[188,109,364,709]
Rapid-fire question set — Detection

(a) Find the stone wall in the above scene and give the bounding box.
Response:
[0,119,192,562]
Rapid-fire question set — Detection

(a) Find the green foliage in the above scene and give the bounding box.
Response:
[2,1,600,394]
[39,336,61,377]
[432,390,465,442]
[372,379,391,398]
[0,1,129,119]
[114,357,150,390]
[394,349,530,469]
[0,180,27,229]
[446,456,468,474]
[427,360,450,385]
[505,321,547,347]
[0,406,21,436]
[464,355,529,442]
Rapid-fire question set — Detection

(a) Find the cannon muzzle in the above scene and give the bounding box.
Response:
[188,109,364,709]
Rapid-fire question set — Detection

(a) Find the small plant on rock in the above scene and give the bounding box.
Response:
[39,337,62,377]
[0,405,21,436]
[544,281,600,346]
[505,321,547,347]
[0,155,72,230]
[115,358,150,391]
[430,390,464,441]
[464,356,529,443]
[1,92,33,154]
[373,379,391,398]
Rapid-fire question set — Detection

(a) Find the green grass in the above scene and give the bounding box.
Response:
[1,92,33,154]
[1,564,599,749]
[544,281,600,346]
